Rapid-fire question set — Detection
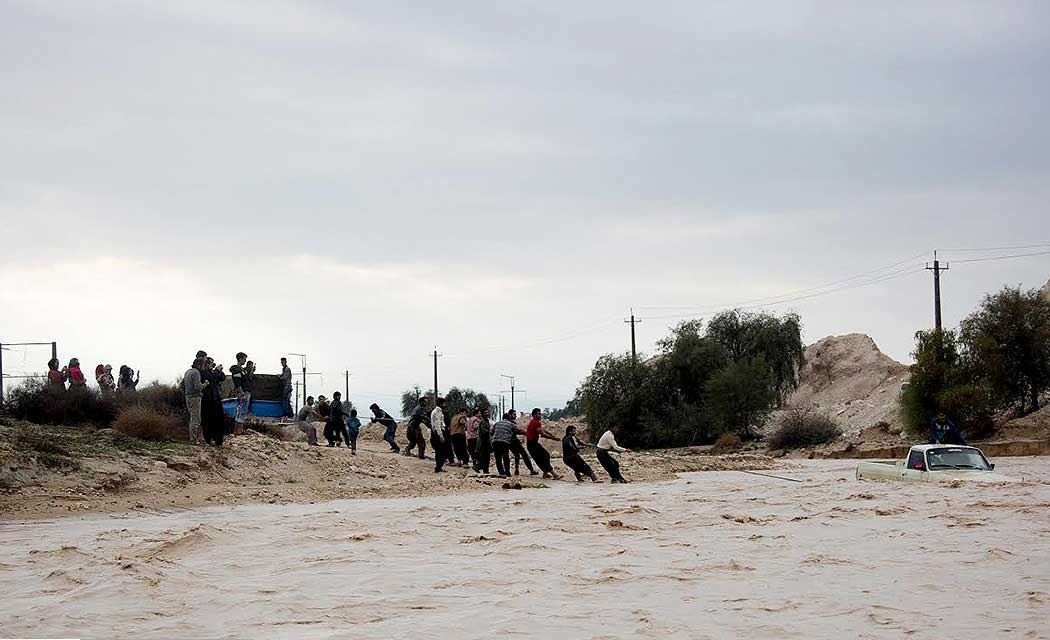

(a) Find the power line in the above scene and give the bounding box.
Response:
[950,249,1050,264]
[636,251,926,312]
[941,242,1050,253]
[642,265,924,323]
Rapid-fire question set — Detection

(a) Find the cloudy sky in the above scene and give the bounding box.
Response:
[2,0,1048,412]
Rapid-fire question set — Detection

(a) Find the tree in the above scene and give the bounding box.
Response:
[657,319,727,406]
[960,286,1050,415]
[578,353,659,444]
[705,310,804,401]
[401,385,490,418]
[546,397,582,420]
[704,357,775,438]
[401,386,425,416]
[578,309,802,448]
[901,329,995,439]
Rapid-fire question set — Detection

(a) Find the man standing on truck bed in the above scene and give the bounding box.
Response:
[280,357,293,417]
[930,412,968,446]
[229,352,252,434]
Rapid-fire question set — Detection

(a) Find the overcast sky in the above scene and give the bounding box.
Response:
[2,1,1048,412]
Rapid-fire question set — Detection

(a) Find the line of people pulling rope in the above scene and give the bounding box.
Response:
[179,348,633,482]
[294,394,633,483]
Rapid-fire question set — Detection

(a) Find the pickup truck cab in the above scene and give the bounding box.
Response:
[856,444,1020,484]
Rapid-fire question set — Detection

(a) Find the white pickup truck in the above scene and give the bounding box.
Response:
[856,444,1020,484]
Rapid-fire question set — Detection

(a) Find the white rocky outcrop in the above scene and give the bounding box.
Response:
[775,333,909,438]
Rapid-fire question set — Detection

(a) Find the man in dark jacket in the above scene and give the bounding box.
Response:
[930,412,968,445]
[370,403,400,452]
[325,392,346,447]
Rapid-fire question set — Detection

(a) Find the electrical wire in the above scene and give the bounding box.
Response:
[636,251,926,312]
[941,242,1050,253]
[642,264,925,322]
[950,249,1050,264]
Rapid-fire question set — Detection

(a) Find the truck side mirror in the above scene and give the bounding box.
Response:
[989,463,995,470]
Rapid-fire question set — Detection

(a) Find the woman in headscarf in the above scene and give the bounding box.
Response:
[562,425,599,482]
[66,358,86,388]
[199,358,227,446]
[47,358,68,392]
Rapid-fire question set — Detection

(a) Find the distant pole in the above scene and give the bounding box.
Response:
[926,251,949,332]
[345,370,350,400]
[625,308,640,362]
[51,341,57,362]
[433,348,439,400]
[294,380,301,414]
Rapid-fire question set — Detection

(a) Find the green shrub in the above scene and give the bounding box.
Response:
[767,407,841,450]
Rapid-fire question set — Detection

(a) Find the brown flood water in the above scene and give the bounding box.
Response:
[2,458,1049,639]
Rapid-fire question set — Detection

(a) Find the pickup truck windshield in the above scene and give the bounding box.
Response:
[926,448,991,471]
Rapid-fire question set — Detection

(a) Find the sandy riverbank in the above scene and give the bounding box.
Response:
[0,420,778,520]
[2,457,1048,638]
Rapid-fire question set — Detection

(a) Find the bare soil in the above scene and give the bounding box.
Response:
[0,418,780,520]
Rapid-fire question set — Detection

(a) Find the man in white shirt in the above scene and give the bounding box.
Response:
[596,423,630,483]
[430,397,448,473]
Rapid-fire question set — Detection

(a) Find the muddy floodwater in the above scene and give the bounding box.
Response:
[3,459,1049,639]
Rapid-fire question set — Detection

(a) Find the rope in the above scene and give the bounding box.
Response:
[629,450,805,483]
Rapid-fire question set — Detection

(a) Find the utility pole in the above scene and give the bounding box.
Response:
[625,308,641,362]
[499,374,525,412]
[926,251,949,332]
[345,370,350,401]
[289,353,307,401]
[431,348,442,400]
[294,380,301,414]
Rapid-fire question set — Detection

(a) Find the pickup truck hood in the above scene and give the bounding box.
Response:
[930,470,1021,484]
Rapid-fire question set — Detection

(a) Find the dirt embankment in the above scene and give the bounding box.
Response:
[0,419,780,520]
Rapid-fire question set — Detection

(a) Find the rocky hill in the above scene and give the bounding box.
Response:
[774,333,909,437]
